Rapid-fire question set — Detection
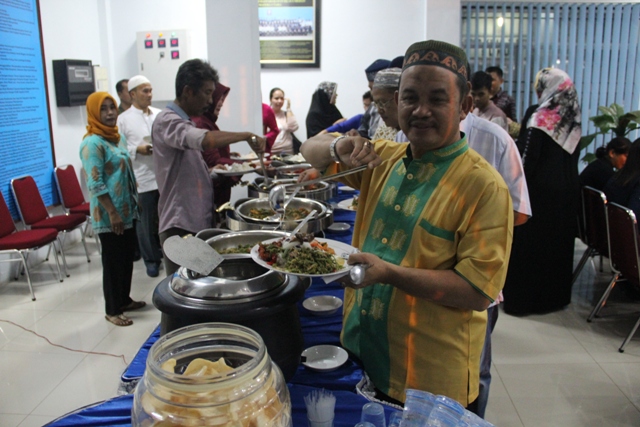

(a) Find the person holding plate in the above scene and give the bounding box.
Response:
[153,59,265,275]
[302,40,513,414]
[192,82,244,216]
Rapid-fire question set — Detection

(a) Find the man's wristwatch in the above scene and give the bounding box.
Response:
[329,135,346,163]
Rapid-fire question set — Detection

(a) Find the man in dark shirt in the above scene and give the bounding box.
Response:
[486,66,517,121]
[116,79,132,113]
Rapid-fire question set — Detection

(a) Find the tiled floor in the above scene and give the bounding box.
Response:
[0,240,639,426]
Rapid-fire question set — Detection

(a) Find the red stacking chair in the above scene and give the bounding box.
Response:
[587,202,640,352]
[54,164,100,253]
[11,175,90,276]
[0,191,63,301]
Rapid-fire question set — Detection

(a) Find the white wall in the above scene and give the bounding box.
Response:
[104,0,208,104]
[40,0,105,175]
[260,0,428,140]
[427,0,461,45]
[206,0,263,137]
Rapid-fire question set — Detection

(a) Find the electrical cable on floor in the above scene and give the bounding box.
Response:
[0,319,129,365]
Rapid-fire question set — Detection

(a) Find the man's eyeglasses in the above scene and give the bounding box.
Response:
[373,98,394,111]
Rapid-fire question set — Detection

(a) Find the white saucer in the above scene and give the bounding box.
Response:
[301,345,348,372]
[327,222,350,232]
[303,295,343,316]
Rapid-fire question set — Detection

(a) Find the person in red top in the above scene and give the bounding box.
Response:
[192,83,240,213]
[262,103,279,153]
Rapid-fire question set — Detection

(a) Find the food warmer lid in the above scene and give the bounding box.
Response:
[169,257,287,301]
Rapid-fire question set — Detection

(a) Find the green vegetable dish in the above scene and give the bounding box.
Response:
[218,244,253,254]
[257,237,343,275]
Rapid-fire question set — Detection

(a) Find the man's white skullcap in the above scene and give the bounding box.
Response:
[128,75,151,92]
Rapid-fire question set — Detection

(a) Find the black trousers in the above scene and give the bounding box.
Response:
[136,190,162,267]
[99,228,136,316]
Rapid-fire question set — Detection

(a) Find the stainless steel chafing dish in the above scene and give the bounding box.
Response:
[206,230,287,257]
[234,197,327,224]
[223,198,333,232]
[247,177,336,201]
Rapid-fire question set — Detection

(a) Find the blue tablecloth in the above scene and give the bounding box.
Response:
[44,186,399,427]
[120,186,362,392]
[46,384,399,427]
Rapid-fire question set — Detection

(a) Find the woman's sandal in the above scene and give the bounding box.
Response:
[105,314,133,327]
[121,300,146,311]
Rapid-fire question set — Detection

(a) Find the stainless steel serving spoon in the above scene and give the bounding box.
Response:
[349,263,371,285]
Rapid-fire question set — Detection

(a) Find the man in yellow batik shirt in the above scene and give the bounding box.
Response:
[301,40,513,413]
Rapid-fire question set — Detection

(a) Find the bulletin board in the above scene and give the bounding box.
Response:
[0,0,56,219]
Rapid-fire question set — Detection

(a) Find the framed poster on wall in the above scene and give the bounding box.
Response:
[259,0,320,68]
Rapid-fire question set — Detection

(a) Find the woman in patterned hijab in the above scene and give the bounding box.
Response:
[528,68,582,154]
[503,68,582,316]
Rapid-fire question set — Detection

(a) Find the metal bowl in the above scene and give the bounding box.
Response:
[206,230,287,256]
[169,258,287,301]
[235,197,327,224]
[249,177,336,201]
[195,228,230,241]
[225,199,334,233]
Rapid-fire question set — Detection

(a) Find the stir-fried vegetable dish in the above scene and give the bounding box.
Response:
[257,234,342,274]
[247,207,311,220]
[218,244,253,254]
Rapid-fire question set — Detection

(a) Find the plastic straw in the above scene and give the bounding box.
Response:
[304,389,336,422]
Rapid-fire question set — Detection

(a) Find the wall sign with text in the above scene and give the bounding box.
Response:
[259,0,321,68]
[0,0,57,219]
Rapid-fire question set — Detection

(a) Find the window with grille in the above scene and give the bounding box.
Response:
[462,2,640,154]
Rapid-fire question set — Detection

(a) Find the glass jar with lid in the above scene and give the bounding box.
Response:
[132,322,291,426]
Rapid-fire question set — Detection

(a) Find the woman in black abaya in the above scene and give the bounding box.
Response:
[502,68,582,315]
[305,81,343,138]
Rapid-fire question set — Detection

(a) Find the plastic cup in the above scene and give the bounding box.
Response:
[355,423,376,427]
[388,411,403,427]
[360,402,386,427]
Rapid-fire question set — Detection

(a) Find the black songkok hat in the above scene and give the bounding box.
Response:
[389,55,404,69]
[402,40,469,84]
[365,59,391,82]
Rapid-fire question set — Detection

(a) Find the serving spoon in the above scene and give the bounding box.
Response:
[349,263,371,285]
[284,210,317,240]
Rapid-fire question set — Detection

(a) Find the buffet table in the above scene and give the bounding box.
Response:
[45,186,399,427]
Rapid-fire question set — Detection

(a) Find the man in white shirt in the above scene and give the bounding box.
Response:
[117,75,163,277]
[460,112,530,418]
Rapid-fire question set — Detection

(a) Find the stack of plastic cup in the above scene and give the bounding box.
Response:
[396,390,496,427]
[360,402,387,427]
[426,395,465,426]
[400,389,437,426]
